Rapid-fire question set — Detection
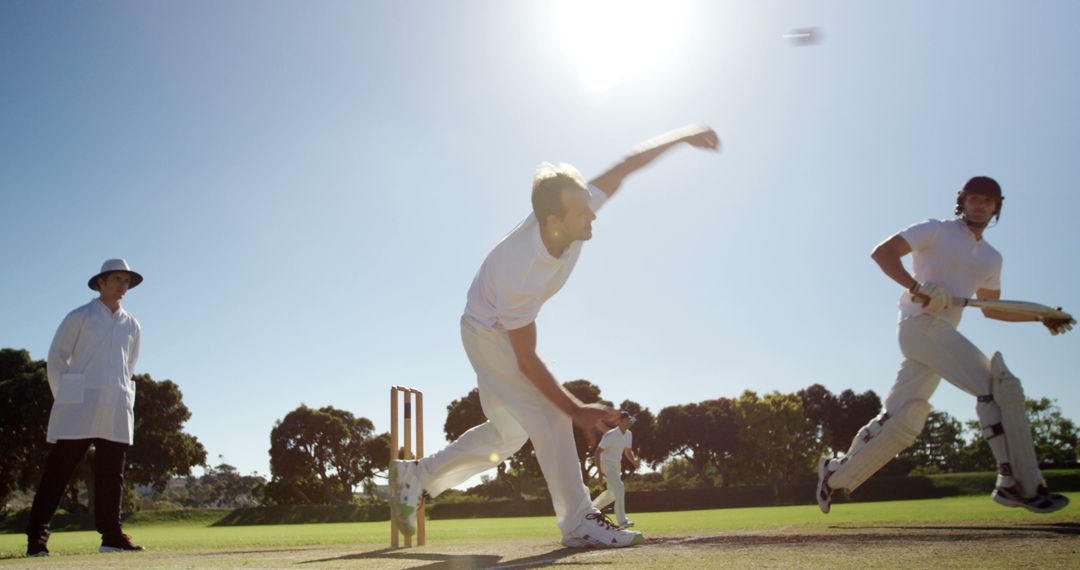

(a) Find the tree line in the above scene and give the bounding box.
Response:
[260,379,1077,505]
[4,346,1076,511]
[0,348,207,514]
[433,380,1078,499]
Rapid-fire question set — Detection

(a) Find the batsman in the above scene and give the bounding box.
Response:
[817,176,1074,514]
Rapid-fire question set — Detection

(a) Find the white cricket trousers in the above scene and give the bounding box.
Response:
[591,461,627,523]
[884,314,992,413]
[416,316,593,534]
[837,313,1011,481]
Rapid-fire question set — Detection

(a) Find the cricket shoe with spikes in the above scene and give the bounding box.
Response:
[389,459,426,536]
[992,484,1070,514]
[816,456,834,514]
[561,511,644,548]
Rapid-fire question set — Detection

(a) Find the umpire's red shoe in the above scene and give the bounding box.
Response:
[99,533,145,553]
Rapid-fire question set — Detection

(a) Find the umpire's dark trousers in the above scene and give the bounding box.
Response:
[26,438,128,542]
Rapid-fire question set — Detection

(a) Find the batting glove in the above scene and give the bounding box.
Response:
[1042,311,1075,336]
[911,281,951,314]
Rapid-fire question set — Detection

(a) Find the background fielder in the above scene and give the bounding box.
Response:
[816,177,1073,514]
[591,411,641,528]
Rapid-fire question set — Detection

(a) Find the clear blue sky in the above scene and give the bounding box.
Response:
[2,1,1078,485]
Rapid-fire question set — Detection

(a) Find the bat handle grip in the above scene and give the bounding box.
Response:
[912,293,971,307]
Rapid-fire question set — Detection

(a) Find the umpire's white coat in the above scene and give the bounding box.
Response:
[46,298,141,444]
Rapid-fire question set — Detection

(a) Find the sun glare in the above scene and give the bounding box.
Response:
[553,0,691,95]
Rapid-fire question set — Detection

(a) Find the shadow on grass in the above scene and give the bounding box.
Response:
[299,545,589,569]
[210,504,387,526]
[648,522,1080,548]
[855,522,1080,537]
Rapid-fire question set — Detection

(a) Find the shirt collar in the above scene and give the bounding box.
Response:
[951,218,984,243]
[531,220,562,262]
[91,297,124,318]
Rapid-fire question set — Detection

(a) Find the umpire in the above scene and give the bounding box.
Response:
[26,259,146,557]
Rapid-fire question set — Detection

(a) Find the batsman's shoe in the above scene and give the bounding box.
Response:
[389,459,425,536]
[618,519,635,528]
[993,485,1070,514]
[561,512,644,548]
[99,533,145,553]
[816,456,833,514]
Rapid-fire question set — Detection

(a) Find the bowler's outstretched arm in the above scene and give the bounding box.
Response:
[590,124,719,199]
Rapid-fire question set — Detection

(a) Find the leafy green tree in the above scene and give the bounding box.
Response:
[658,457,708,489]
[832,389,883,451]
[1028,397,1078,465]
[164,460,265,508]
[655,398,738,487]
[443,388,485,441]
[127,374,208,492]
[1,351,206,516]
[265,405,385,505]
[797,384,835,454]
[956,397,1079,473]
[0,348,40,381]
[899,410,965,474]
[503,442,542,499]
[729,390,819,486]
[0,349,51,512]
[798,385,882,458]
[956,419,996,472]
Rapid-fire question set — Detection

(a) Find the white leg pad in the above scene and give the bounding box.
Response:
[992,352,1044,497]
[829,399,931,492]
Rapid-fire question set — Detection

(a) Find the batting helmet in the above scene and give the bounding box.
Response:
[954,176,1004,222]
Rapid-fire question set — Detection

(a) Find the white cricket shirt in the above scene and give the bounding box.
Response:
[464,185,608,330]
[897,218,1002,327]
[46,298,141,444]
[598,426,633,467]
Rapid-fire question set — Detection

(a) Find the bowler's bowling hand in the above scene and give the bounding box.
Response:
[572,403,619,447]
[682,125,720,151]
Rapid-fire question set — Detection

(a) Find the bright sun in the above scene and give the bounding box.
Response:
[552,0,691,95]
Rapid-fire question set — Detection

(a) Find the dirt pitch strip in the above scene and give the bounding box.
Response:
[3,519,1078,569]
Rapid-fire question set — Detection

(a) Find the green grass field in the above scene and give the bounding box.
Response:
[3,494,1078,568]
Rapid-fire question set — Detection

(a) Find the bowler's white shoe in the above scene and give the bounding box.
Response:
[816,456,833,514]
[561,512,644,548]
[389,460,425,536]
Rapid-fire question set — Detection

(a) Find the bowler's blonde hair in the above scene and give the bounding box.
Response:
[531,162,587,225]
